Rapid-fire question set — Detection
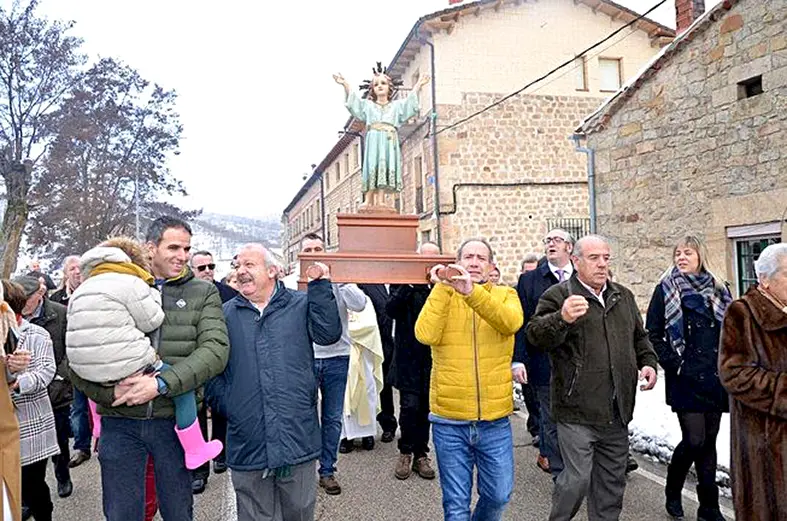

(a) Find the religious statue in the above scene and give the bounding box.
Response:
[333,63,431,212]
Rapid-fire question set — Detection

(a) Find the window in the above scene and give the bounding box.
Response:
[735,236,780,296]
[599,58,622,92]
[335,163,341,184]
[421,230,431,244]
[316,200,321,222]
[325,172,330,191]
[738,75,763,99]
[394,194,401,213]
[574,57,588,91]
[414,155,424,214]
[344,153,350,175]
[353,143,360,169]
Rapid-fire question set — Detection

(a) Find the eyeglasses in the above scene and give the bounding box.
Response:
[543,237,567,245]
[196,263,215,272]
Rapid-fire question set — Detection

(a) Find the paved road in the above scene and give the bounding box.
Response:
[47,411,735,520]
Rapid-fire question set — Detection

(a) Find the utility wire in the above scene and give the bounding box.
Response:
[433,0,669,136]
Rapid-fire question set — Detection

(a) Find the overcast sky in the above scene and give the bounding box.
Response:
[37,0,721,220]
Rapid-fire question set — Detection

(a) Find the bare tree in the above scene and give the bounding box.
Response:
[28,58,194,261]
[0,0,85,275]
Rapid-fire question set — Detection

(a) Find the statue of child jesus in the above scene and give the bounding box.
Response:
[334,64,431,212]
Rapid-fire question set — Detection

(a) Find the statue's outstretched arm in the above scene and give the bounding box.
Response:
[333,73,351,98]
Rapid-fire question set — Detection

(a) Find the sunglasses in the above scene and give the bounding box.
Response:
[196,263,215,272]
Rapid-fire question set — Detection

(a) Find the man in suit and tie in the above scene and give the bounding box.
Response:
[514,228,574,479]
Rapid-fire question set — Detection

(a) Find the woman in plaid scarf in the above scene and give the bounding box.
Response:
[645,236,732,521]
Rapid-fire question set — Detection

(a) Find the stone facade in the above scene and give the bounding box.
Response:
[282,0,672,282]
[582,0,787,305]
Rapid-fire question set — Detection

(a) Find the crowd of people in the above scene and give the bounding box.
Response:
[0,215,784,521]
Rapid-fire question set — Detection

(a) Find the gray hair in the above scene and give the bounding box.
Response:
[522,252,540,264]
[238,243,281,270]
[456,237,494,262]
[545,228,575,245]
[63,255,80,269]
[755,243,787,281]
[573,234,610,258]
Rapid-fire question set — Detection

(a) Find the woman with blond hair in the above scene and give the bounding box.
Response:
[645,236,731,521]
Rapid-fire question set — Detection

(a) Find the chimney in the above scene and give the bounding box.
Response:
[675,0,705,33]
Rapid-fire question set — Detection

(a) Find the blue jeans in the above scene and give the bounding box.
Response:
[535,384,564,480]
[70,387,91,452]
[99,417,193,521]
[432,416,514,521]
[313,356,349,478]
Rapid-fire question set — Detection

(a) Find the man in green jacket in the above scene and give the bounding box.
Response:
[527,235,657,521]
[70,216,229,521]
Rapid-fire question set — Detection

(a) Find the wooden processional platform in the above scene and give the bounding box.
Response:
[297,214,454,288]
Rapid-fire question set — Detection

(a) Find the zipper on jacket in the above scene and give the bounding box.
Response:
[567,367,579,397]
[472,313,481,420]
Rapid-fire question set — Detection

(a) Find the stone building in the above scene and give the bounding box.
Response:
[575,0,787,304]
[282,0,674,282]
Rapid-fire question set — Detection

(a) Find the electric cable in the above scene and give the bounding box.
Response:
[433,0,669,136]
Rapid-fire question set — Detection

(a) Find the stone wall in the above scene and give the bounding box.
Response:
[586,0,787,304]
[404,93,598,284]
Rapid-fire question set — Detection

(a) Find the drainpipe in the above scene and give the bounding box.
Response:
[417,29,442,251]
[319,171,326,240]
[570,134,597,234]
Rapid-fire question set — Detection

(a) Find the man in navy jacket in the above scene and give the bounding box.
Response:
[514,229,574,479]
[206,244,341,521]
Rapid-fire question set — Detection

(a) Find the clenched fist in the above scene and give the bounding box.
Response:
[561,295,589,324]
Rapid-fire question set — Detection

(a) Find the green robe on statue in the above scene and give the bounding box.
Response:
[345,90,420,193]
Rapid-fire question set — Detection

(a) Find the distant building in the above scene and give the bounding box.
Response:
[282,0,672,282]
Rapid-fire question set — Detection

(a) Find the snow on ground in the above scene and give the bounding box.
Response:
[515,368,733,491]
[630,370,731,490]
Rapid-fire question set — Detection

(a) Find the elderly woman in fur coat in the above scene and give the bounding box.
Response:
[719,243,787,521]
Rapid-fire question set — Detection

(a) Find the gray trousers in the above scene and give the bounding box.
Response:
[549,420,629,521]
[231,460,317,521]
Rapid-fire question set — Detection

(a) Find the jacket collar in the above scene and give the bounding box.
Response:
[744,287,787,331]
[231,281,289,313]
[567,277,622,310]
[157,266,194,287]
[30,299,56,325]
[538,260,574,282]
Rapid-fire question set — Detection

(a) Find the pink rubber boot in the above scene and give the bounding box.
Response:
[88,399,101,439]
[174,419,224,470]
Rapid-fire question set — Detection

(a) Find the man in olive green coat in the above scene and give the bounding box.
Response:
[70,216,229,521]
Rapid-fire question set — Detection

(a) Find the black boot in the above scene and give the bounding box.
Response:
[664,462,685,519]
[696,485,724,521]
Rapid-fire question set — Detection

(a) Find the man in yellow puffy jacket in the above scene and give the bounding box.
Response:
[415,238,524,521]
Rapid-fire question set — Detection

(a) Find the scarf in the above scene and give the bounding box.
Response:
[90,262,155,285]
[660,266,732,357]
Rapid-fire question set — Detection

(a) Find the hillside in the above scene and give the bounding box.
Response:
[190,212,281,262]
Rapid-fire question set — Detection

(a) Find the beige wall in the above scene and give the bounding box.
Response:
[283,180,322,268]
[433,0,661,105]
